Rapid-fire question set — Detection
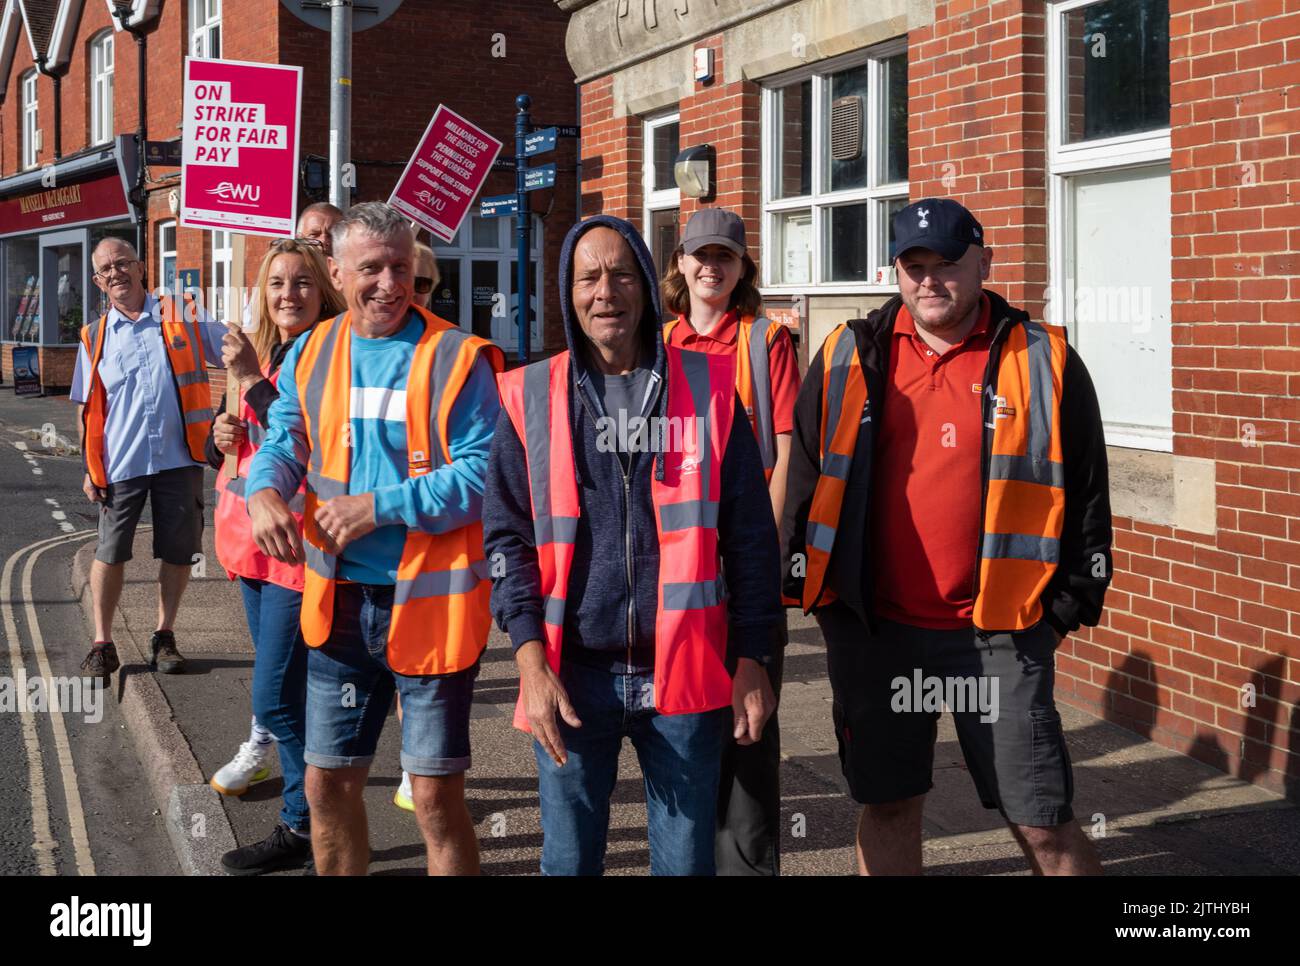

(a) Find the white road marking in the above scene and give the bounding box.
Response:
[12,441,27,451]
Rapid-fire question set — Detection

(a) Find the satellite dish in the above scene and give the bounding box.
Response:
[280,0,404,32]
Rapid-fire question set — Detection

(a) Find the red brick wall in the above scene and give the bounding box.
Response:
[579,75,642,223]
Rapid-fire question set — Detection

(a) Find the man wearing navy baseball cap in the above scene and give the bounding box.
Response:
[782,197,1114,875]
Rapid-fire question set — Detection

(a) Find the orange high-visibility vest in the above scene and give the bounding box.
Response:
[295,306,505,674]
[802,318,1068,632]
[498,344,737,729]
[80,296,213,488]
[214,362,305,592]
[664,314,781,481]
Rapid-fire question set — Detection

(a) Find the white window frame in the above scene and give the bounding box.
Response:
[21,70,39,170]
[210,229,233,321]
[158,220,177,293]
[1047,0,1173,451]
[190,0,221,58]
[429,215,544,351]
[760,39,909,296]
[643,111,681,231]
[90,31,115,146]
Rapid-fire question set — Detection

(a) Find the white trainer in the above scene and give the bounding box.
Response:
[210,740,272,796]
[394,771,414,812]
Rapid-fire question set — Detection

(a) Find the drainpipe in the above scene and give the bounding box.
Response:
[33,54,63,160]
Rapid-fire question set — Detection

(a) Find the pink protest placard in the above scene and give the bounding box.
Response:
[180,57,303,238]
[389,105,503,243]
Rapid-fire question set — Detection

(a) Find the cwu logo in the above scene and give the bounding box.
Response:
[206,181,262,202]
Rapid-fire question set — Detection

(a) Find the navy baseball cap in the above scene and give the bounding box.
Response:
[891,198,985,261]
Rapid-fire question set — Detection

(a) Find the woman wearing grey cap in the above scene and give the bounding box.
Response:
[660,207,801,876]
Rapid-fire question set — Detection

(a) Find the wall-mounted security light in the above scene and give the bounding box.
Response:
[674,144,715,200]
[693,47,714,84]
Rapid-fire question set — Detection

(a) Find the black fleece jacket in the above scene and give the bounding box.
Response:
[781,290,1112,637]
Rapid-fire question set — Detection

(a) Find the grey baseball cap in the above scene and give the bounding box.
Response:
[682,208,747,255]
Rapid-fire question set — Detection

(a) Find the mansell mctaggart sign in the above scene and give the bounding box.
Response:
[388,105,502,243]
[180,57,303,238]
[0,174,131,237]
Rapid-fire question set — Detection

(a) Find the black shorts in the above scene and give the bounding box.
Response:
[95,465,205,566]
[817,602,1075,828]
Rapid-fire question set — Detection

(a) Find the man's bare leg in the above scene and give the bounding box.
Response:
[156,561,191,632]
[90,560,126,642]
[1009,821,1103,875]
[411,772,480,876]
[306,764,370,875]
[856,794,926,875]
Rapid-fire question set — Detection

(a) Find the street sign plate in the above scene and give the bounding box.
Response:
[556,125,581,138]
[480,194,519,218]
[280,0,404,32]
[524,127,557,157]
[523,163,556,192]
[492,157,517,172]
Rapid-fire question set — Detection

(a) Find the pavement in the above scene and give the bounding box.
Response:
[66,482,1300,876]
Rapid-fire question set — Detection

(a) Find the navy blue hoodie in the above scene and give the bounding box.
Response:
[482,215,780,671]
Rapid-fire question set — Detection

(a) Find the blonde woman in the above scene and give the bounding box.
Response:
[205,239,345,874]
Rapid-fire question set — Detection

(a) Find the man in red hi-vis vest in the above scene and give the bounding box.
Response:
[484,215,782,876]
[784,199,1112,876]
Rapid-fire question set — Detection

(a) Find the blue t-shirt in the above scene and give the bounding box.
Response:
[247,311,500,584]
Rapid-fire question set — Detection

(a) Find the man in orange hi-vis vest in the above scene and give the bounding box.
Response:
[484,215,782,876]
[72,237,227,682]
[247,204,503,876]
[784,199,1113,876]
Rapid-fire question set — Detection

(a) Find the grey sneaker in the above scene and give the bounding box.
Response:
[150,630,186,674]
[81,643,120,679]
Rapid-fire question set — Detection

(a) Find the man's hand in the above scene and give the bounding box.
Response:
[212,412,247,455]
[250,489,302,563]
[732,657,776,745]
[516,640,581,766]
[82,473,105,504]
[313,493,376,555]
[222,322,262,388]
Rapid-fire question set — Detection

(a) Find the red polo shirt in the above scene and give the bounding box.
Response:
[870,295,993,629]
[666,312,801,435]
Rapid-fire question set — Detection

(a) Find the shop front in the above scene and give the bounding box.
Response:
[1,163,136,392]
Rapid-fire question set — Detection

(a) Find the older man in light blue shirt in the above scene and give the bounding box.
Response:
[71,236,227,679]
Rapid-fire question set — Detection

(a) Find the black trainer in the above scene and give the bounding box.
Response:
[221,823,312,876]
[150,630,186,674]
[80,643,120,679]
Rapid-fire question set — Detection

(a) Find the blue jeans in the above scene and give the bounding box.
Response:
[534,659,729,876]
[304,583,479,776]
[238,577,309,831]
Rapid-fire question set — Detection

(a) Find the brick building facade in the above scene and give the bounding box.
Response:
[564,0,1300,800]
[1,0,577,393]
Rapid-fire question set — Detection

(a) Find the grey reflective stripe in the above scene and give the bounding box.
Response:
[821,329,856,474]
[426,327,473,472]
[821,451,852,481]
[306,470,347,500]
[395,562,489,604]
[659,499,719,532]
[748,317,776,471]
[175,369,207,388]
[184,407,214,424]
[806,521,836,554]
[304,542,336,579]
[224,474,305,513]
[1023,321,1054,468]
[85,317,103,355]
[534,514,579,546]
[226,476,246,496]
[543,595,566,627]
[302,319,343,476]
[679,348,714,507]
[247,420,266,448]
[662,575,727,611]
[988,453,1065,488]
[184,301,207,371]
[287,492,306,514]
[521,361,555,548]
[981,532,1060,564]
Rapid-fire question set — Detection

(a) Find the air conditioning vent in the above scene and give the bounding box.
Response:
[830,95,862,162]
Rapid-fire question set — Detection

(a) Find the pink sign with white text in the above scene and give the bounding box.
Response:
[389,105,503,243]
[180,57,303,238]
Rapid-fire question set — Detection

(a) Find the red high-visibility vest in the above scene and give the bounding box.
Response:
[664,314,781,481]
[213,362,305,592]
[295,307,504,674]
[80,296,213,487]
[497,345,737,729]
[802,319,1068,631]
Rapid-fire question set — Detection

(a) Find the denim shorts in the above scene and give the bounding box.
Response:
[96,465,204,565]
[303,583,479,777]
